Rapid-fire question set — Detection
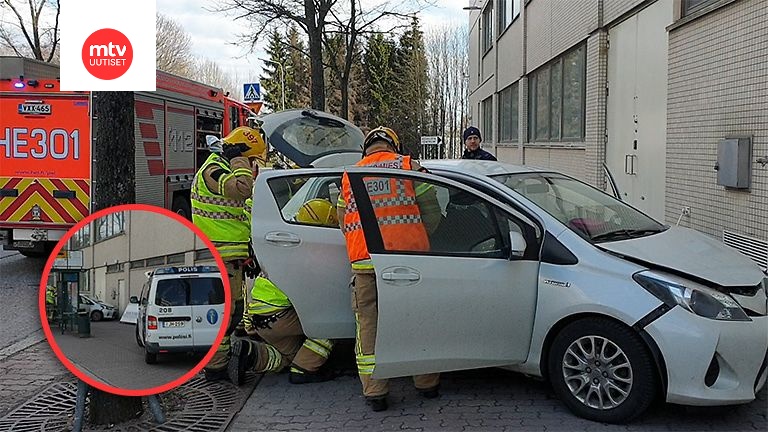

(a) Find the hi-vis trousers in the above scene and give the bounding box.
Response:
[351,271,440,398]
[206,261,245,372]
[250,308,333,374]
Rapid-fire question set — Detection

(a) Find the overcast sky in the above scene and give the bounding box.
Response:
[156,0,468,89]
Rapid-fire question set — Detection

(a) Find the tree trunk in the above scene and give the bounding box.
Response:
[88,389,143,425]
[305,0,325,110]
[92,91,136,211]
[339,74,350,119]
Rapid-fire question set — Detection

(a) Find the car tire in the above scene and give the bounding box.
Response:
[135,323,144,347]
[145,348,157,364]
[172,196,192,221]
[547,317,657,424]
[91,310,103,322]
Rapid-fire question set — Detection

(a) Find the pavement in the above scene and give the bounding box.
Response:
[52,319,205,391]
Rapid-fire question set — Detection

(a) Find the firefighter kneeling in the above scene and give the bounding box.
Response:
[228,199,339,386]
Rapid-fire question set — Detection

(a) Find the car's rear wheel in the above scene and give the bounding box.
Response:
[548,317,657,424]
[135,323,144,347]
[172,196,192,221]
[90,310,103,322]
[145,348,157,364]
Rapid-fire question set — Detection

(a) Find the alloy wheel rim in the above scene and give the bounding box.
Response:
[562,335,633,410]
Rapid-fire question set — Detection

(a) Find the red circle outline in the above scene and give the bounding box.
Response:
[38,204,232,397]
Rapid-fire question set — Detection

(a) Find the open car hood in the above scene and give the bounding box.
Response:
[598,227,765,287]
[259,109,363,167]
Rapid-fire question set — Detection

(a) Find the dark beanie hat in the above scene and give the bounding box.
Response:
[463,126,482,142]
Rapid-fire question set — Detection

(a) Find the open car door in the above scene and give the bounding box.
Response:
[346,167,542,379]
[250,168,355,338]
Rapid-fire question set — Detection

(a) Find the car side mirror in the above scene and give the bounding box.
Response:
[129,296,138,304]
[509,231,527,259]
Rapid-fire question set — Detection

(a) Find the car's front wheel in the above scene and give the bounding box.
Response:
[91,310,103,322]
[548,317,658,424]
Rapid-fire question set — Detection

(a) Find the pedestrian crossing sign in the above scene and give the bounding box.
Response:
[243,83,261,102]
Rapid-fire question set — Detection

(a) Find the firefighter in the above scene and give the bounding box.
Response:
[45,285,57,321]
[228,199,338,386]
[192,126,265,382]
[336,127,442,412]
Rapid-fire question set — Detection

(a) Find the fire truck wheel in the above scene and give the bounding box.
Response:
[173,196,192,221]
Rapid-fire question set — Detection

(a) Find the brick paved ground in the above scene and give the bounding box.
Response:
[53,320,205,390]
[228,368,767,432]
[0,341,69,416]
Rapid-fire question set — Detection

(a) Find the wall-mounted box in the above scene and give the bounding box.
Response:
[716,137,752,189]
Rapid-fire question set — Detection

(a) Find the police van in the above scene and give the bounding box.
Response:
[132,266,225,364]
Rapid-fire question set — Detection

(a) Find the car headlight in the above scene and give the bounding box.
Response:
[633,270,750,321]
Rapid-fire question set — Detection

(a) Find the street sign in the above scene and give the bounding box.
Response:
[420,136,442,146]
[243,83,261,103]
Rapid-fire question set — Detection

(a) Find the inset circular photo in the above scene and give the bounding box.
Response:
[39,204,231,396]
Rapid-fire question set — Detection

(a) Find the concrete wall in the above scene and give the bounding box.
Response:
[666,0,768,241]
[604,0,647,24]
[526,0,599,72]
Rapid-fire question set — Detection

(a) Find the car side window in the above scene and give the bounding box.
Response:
[268,174,342,228]
[140,282,149,306]
[354,174,533,259]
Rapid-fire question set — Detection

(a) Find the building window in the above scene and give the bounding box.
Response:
[498,0,521,33]
[94,212,125,242]
[682,0,716,16]
[145,256,165,267]
[497,83,519,142]
[195,248,213,262]
[106,263,123,274]
[130,260,145,269]
[481,2,493,54]
[71,224,90,249]
[167,252,186,264]
[482,96,493,144]
[528,44,586,142]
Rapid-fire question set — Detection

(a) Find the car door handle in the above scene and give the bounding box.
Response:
[381,270,420,282]
[264,232,301,245]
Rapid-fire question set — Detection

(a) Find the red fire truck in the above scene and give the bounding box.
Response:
[0,56,257,256]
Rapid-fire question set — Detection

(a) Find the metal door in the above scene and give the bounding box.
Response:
[606,0,673,222]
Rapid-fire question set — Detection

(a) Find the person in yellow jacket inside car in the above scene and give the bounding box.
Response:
[192,126,265,382]
[337,127,442,412]
[228,198,338,385]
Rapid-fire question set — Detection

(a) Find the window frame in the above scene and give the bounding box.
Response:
[267,174,343,229]
[682,0,717,16]
[497,0,521,38]
[481,96,494,145]
[481,1,494,55]
[527,43,586,143]
[345,169,542,261]
[497,82,519,143]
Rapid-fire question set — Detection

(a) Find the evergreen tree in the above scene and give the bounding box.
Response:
[363,33,397,129]
[393,18,429,158]
[285,26,311,109]
[261,30,289,111]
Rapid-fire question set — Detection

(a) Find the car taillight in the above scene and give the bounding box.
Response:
[148,316,158,330]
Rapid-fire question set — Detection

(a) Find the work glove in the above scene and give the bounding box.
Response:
[223,143,249,160]
[243,257,261,279]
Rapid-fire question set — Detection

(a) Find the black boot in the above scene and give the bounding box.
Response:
[288,367,335,384]
[419,385,440,399]
[366,396,388,412]
[203,368,228,382]
[228,338,256,386]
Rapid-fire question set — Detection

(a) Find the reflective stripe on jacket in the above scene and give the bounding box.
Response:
[340,152,429,266]
[247,276,292,315]
[191,154,250,260]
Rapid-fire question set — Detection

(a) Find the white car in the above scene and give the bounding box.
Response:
[250,110,768,423]
[78,293,118,321]
[132,266,225,364]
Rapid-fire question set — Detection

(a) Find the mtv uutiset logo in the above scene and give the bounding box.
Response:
[82,29,133,80]
[60,1,155,91]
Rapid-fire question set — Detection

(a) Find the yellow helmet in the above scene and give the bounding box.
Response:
[363,126,401,154]
[222,126,266,159]
[295,199,338,227]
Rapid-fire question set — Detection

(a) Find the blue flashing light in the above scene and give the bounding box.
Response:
[13,82,25,89]
[153,266,220,275]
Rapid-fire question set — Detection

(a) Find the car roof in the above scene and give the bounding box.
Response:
[420,159,549,177]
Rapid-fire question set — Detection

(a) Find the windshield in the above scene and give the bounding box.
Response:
[155,277,225,306]
[491,172,666,242]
